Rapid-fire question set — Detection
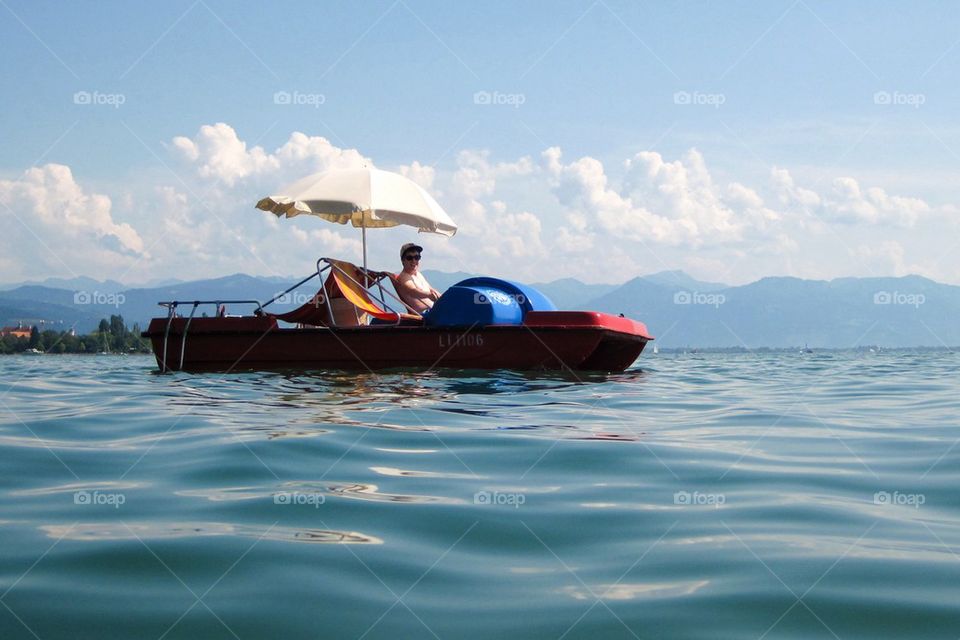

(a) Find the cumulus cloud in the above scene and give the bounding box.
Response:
[771,167,822,210]
[485,202,545,260]
[156,185,214,257]
[543,147,935,260]
[172,123,276,186]
[171,127,867,272]
[424,149,547,277]
[397,161,435,190]
[0,164,145,255]
[0,164,147,279]
[851,240,929,277]
[555,225,595,253]
[288,226,363,256]
[1,122,950,285]
[544,147,779,247]
[171,123,371,186]
[829,177,930,227]
[772,167,931,228]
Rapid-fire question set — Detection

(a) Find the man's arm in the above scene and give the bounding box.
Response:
[421,275,441,301]
[399,277,435,301]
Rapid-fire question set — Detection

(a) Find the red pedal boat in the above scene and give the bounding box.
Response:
[142,258,653,373]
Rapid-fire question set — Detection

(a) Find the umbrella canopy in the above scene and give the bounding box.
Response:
[256,168,457,237]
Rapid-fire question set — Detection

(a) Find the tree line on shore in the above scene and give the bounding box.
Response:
[0,315,151,354]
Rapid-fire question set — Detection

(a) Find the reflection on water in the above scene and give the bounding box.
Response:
[369,466,478,479]
[560,580,711,601]
[327,482,460,504]
[12,481,146,496]
[40,522,383,544]
[176,481,459,505]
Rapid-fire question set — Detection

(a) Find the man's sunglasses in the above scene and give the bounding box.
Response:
[403,254,421,261]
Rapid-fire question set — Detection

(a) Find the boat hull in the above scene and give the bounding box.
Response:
[143,311,652,373]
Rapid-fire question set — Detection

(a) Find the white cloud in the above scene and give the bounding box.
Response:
[0,164,145,255]
[1,123,953,287]
[555,226,594,253]
[426,150,547,278]
[156,185,214,258]
[294,227,363,257]
[273,131,371,174]
[0,164,147,280]
[544,147,773,247]
[771,167,822,210]
[171,130,806,279]
[851,240,928,277]
[829,177,930,227]
[772,167,931,228]
[172,123,277,186]
[397,161,435,190]
[171,123,370,187]
[485,205,545,260]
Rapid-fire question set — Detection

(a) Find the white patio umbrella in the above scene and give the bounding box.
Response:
[256,168,457,270]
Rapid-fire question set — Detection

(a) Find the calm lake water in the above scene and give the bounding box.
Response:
[1,352,958,639]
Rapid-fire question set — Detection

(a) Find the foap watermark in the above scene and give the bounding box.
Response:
[473,90,526,108]
[674,291,726,308]
[273,491,325,508]
[674,490,725,508]
[74,490,126,508]
[874,490,925,509]
[673,90,725,108]
[873,90,925,108]
[273,291,326,306]
[273,90,326,108]
[473,291,526,306]
[474,490,526,508]
[73,90,126,108]
[873,291,925,308]
[73,291,126,308]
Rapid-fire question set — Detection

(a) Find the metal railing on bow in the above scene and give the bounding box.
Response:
[154,258,422,372]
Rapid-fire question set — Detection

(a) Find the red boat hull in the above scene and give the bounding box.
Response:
[143,311,652,373]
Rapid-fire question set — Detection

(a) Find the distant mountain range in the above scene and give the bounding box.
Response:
[1,270,957,348]
[0,275,186,293]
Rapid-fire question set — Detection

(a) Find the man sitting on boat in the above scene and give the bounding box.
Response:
[396,242,441,313]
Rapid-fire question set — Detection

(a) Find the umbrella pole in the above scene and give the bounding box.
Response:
[362,226,367,272]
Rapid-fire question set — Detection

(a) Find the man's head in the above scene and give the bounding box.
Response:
[400,243,423,272]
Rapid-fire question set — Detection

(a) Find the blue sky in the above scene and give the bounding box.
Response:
[2,1,959,285]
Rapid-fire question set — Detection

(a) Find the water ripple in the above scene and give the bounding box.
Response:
[1,352,959,639]
[39,522,382,544]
